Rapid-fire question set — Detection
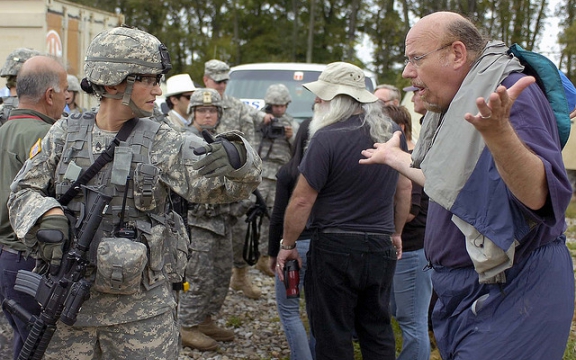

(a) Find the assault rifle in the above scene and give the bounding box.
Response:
[3,187,112,360]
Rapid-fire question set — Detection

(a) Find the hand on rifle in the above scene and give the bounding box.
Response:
[35,214,69,275]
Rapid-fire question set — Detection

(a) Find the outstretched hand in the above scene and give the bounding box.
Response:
[359,131,405,167]
[464,75,536,134]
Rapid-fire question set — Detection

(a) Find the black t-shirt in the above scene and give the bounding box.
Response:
[299,114,405,234]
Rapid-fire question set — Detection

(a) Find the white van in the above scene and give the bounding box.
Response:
[225,62,378,122]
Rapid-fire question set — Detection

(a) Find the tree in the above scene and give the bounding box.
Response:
[68,0,573,89]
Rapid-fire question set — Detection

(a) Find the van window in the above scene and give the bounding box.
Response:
[226,68,376,123]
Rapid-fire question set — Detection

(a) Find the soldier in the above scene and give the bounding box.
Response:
[164,73,196,131]
[179,88,238,351]
[203,59,262,299]
[253,84,297,277]
[8,26,261,360]
[65,74,87,115]
[0,48,41,126]
[0,55,68,360]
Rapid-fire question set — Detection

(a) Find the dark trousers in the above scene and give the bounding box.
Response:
[305,231,397,360]
[0,249,40,360]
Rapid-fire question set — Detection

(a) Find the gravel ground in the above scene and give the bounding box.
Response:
[0,268,291,360]
[2,223,576,360]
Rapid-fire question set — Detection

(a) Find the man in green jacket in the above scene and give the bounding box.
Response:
[0,55,68,359]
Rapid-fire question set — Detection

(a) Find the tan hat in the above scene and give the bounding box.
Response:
[166,74,196,97]
[303,62,377,103]
[204,59,230,82]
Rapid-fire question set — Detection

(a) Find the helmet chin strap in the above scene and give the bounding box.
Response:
[123,76,152,118]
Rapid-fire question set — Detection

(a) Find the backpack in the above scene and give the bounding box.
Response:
[507,44,572,148]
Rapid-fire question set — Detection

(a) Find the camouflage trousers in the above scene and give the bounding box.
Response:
[43,310,179,360]
[232,178,276,268]
[178,226,233,327]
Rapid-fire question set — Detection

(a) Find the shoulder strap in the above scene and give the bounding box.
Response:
[58,117,139,206]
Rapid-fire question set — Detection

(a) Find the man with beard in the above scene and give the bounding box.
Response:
[360,11,573,360]
[276,62,412,360]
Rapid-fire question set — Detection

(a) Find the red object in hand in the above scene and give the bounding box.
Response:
[283,259,300,298]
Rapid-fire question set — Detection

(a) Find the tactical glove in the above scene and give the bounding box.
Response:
[36,214,69,275]
[192,130,247,177]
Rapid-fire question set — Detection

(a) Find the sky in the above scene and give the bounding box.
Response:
[357,0,565,70]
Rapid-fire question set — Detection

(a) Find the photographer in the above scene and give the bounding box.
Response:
[245,84,298,277]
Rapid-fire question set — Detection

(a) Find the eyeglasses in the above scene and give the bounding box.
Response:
[404,43,452,67]
[214,79,228,85]
[134,74,162,87]
[195,107,218,114]
[180,94,192,100]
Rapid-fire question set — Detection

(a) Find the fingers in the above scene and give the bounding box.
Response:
[193,144,212,156]
[465,76,536,125]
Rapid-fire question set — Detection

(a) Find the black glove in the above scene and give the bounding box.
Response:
[36,214,69,275]
[192,130,247,177]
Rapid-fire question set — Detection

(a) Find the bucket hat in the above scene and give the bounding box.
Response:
[303,62,377,103]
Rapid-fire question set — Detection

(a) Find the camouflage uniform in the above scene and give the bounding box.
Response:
[233,84,298,268]
[217,95,260,268]
[8,27,261,360]
[178,90,237,335]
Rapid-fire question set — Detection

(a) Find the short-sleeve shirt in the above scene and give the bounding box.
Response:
[425,73,572,268]
[299,114,404,234]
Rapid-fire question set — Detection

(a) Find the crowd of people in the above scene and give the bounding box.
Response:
[0,10,575,360]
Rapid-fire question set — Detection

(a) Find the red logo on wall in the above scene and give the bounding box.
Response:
[46,30,63,58]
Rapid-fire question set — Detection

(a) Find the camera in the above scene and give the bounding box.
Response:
[283,259,300,298]
[261,117,286,139]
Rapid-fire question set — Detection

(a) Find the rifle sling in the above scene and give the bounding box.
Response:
[58,117,139,206]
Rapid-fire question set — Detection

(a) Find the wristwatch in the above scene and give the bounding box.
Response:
[280,239,296,250]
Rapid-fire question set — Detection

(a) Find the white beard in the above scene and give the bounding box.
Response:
[309,101,336,138]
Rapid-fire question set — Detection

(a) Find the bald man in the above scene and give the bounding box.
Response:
[361,12,573,360]
[0,55,68,359]
[374,84,401,106]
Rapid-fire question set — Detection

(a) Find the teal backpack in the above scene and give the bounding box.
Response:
[507,43,572,148]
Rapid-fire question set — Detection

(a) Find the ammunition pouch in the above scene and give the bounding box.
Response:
[94,237,147,295]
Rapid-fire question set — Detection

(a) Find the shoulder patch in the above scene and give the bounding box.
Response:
[29,138,42,159]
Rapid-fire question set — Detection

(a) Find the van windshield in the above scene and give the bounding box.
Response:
[226,69,376,123]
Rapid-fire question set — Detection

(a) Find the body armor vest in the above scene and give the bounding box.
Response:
[53,112,187,291]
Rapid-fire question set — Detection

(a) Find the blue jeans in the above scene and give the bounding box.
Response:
[305,232,396,360]
[275,239,315,360]
[0,250,41,360]
[390,248,432,360]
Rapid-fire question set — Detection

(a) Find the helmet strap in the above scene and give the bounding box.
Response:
[123,75,153,118]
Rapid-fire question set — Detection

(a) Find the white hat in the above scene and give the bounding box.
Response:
[165,74,196,97]
[303,62,377,103]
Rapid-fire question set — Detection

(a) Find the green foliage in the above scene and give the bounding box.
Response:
[67,0,574,108]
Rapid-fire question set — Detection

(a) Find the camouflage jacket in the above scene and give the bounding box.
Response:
[217,94,257,145]
[8,113,261,326]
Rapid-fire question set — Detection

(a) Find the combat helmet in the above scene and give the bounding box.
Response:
[0,48,41,78]
[67,74,81,92]
[187,88,222,131]
[84,25,171,117]
[264,84,292,105]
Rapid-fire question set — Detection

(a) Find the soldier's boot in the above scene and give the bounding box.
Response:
[198,316,235,342]
[180,326,218,351]
[255,255,275,277]
[230,266,261,299]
